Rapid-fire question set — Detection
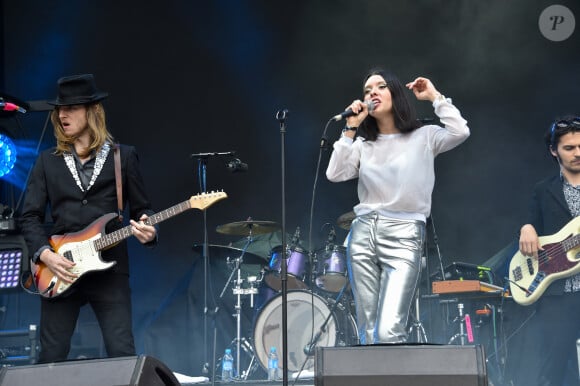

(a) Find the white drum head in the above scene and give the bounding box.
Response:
[252,290,337,373]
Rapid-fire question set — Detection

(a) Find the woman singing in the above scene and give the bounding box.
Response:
[326,68,470,344]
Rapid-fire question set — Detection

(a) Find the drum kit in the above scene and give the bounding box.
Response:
[210,213,359,379]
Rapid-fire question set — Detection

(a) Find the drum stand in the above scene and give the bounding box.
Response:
[218,232,258,380]
[408,286,428,343]
[447,302,472,345]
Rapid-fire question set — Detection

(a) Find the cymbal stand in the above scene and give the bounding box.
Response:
[408,256,428,343]
[218,231,256,379]
[408,286,428,343]
[190,151,235,378]
[447,302,474,345]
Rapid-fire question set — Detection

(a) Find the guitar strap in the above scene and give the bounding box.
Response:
[114,144,123,222]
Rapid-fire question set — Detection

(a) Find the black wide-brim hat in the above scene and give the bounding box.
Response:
[48,74,108,106]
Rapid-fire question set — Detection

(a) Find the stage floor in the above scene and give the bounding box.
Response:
[183,381,314,386]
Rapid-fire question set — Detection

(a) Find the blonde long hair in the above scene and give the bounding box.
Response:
[50,102,114,157]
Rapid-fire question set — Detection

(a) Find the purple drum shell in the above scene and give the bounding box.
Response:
[315,246,347,293]
[265,246,309,291]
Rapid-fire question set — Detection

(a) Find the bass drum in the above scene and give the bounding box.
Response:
[252,290,358,373]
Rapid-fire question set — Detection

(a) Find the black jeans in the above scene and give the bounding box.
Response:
[508,292,579,386]
[38,271,135,363]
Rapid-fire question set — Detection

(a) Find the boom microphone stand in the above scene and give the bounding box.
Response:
[190,151,235,377]
[276,109,289,386]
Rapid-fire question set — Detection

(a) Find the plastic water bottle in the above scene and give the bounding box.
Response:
[222,348,234,382]
[268,346,279,381]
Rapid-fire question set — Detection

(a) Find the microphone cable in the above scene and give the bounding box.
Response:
[288,117,335,384]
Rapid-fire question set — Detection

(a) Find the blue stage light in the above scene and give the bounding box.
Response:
[0,134,17,178]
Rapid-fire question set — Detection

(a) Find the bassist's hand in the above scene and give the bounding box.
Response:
[40,249,77,284]
[519,224,542,257]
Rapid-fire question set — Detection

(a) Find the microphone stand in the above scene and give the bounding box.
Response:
[190,151,235,378]
[429,215,447,282]
[276,109,289,386]
[303,281,348,357]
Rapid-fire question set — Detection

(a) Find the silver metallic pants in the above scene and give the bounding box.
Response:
[346,212,425,344]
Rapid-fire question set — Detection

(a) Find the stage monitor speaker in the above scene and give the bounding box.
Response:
[0,355,180,386]
[315,344,488,386]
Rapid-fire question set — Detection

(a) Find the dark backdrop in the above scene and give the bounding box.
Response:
[0,0,578,380]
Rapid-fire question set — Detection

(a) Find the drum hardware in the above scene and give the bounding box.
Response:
[314,244,348,293]
[217,226,263,380]
[447,302,473,345]
[264,227,310,291]
[408,285,428,343]
[302,281,350,358]
[192,244,265,266]
[226,336,260,380]
[408,256,429,343]
[336,211,355,230]
[252,288,358,375]
[216,219,280,236]
[312,226,348,293]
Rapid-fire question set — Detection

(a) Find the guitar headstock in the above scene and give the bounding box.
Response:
[189,191,228,210]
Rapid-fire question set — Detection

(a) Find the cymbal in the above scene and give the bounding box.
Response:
[216,220,280,236]
[192,244,266,265]
[337,211,356,230]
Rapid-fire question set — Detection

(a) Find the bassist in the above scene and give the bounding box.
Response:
[515,115,580,386]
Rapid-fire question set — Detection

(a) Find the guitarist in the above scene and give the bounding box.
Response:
[515,115,580,386]
[20,74,158,363]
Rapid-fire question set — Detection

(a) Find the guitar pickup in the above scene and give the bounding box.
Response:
[512,266,523,281]
[526,257,534,275]
[63,250,74,262]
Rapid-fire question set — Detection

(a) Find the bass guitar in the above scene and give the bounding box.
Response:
[31,191,227,298]
[509,216,580,305]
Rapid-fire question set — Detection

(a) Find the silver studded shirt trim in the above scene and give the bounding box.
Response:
[63,143,111,193]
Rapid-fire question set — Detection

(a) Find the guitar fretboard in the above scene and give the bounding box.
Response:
[561,234,580,252]
[93,199,192,251]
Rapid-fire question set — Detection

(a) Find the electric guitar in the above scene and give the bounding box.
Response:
[31,191,227,298]
[509,216,580,305]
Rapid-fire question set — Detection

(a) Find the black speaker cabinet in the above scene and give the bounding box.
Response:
[0,355,180,386]
[315,344,488,386]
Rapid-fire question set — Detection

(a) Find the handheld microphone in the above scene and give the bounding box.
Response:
[226,158,248,173]
[0,101,27,113]
[332,100,375,121]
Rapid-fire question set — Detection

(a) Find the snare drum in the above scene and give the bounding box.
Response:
[315,245,348,293]
[264,245,309,291]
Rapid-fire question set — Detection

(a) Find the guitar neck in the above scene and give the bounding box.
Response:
[561,234,580,252]
[94,199,192,251]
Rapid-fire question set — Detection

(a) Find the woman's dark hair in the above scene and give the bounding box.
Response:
[545,114,580,151]
[359,68,421,141]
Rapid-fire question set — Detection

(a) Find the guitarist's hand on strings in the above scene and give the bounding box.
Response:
[130,214,157,244]
[519,224,542,257]
[39,248,78,284]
